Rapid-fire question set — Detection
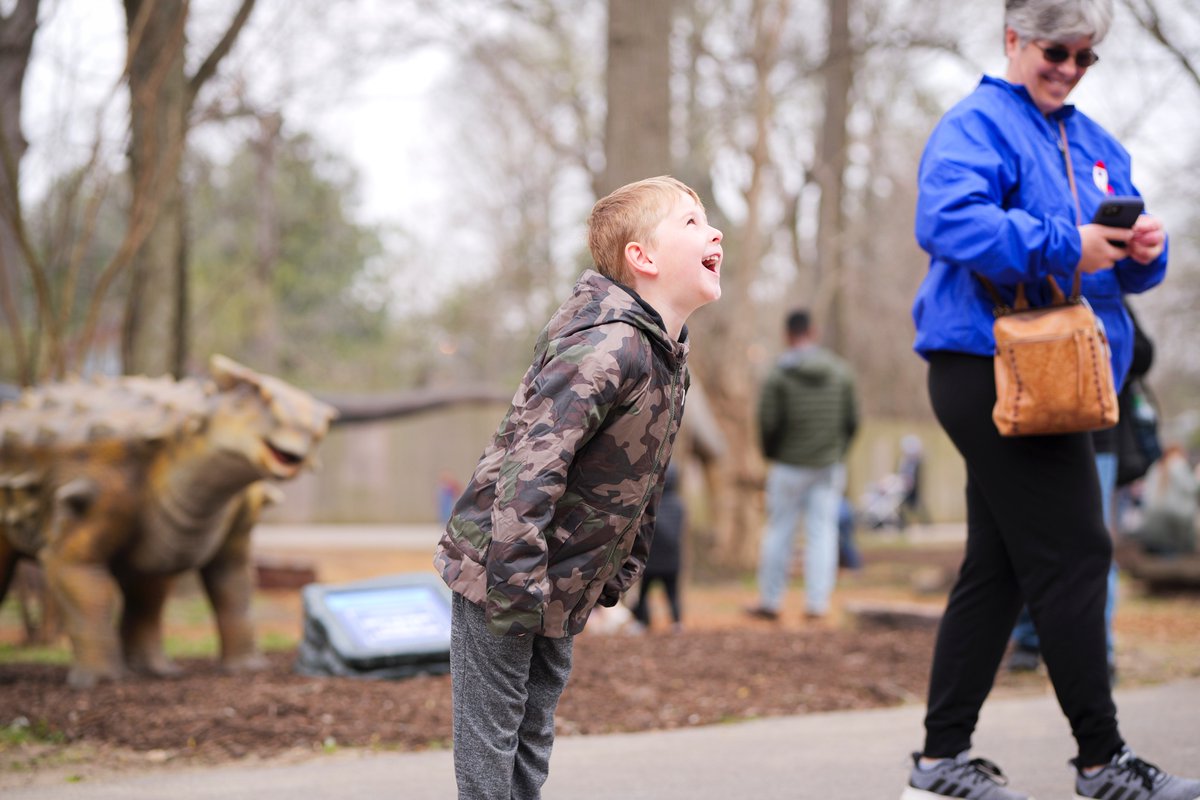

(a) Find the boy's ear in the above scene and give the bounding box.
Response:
[625,241,658,279]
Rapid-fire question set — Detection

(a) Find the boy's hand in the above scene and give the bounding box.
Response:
[597,585,621,607]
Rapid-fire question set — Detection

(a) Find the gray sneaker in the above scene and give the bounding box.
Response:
[1073,747,1200,799]
[901,751,1034,800]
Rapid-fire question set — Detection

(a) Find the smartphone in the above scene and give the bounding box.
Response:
[1091,196,1144,246]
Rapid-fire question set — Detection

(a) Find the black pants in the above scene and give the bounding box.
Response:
[922,352,1123,765]
[632,573,681,626]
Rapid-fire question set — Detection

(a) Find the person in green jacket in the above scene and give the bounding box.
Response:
[746,309,858,621]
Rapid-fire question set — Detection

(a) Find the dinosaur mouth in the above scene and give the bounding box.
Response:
[265,441,305,469]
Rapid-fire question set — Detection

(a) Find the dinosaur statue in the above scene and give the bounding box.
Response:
[0,355,336,688]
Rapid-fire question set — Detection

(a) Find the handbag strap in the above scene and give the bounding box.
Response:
[1058,120,1084,300]
[974,120,1084,314]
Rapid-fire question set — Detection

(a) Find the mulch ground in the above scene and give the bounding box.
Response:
[0,624,935,764]
[5,538,1200,788]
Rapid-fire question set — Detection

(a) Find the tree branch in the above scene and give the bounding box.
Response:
[1121,0,1200,91]
[186,0,257,110]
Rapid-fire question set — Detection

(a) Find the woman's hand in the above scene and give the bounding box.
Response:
[1076,223,1133,273]
[1127,214,1166,265]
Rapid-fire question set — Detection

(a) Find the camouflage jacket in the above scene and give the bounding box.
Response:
[434,270,690,638]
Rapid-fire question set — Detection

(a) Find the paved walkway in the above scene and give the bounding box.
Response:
[252,521,970,548]
[253,522,447,551]
[8,678,1199,799]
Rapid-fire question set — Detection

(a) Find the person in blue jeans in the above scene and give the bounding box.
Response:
[746,309,858,622]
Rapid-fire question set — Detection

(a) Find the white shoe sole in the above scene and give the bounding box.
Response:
[901,789,944,800]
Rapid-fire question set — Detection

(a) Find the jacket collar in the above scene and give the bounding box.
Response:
[574,270,689,365]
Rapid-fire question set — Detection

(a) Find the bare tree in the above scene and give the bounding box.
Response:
[600,0,672,195]
[813,0,853,352]
[679,0,795,569]
[121,0,257,377]
[1112,0,1200,421]
[247,110,282,373]
[0,0,39,385]
[1121,0,1200,90]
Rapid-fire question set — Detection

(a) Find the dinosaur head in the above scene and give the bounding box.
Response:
[207,355,338,481]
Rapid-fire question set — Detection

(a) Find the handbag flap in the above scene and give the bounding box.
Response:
[993,302,1097,344]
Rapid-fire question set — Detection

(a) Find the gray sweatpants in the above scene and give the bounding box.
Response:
[450,593,574,800]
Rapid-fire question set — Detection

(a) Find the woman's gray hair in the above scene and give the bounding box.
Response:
[1005,0,1114,44]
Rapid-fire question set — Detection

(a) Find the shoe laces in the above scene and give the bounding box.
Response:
[956,756,1010,787]
[1111,751,1163,792]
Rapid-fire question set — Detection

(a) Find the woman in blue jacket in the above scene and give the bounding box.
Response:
[901,1,1199,799]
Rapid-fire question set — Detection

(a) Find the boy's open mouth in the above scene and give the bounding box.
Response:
[702,254,720,272]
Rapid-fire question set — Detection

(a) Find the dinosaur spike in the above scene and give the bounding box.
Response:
[87,422,118,441]
[210,354,268,395]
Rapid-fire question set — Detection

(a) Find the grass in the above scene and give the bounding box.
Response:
[0,718,66,748]
[0,589,303,665]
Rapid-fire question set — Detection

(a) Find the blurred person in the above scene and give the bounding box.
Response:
[437,471,464,527]
[1131,445,1198,556]
[746,309,858,622]
[901,1,1199,798]
[898,435,931,528]
[632,463,685,631]
[838,496,863,571]
[434,176,722,800]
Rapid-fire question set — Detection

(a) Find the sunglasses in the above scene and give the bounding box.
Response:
[1033,42,1099,68]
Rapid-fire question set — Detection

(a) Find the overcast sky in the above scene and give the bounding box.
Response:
[21,1,1199,233]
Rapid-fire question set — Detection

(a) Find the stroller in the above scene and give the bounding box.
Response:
[858,435,926,530]
[858,473,909,530]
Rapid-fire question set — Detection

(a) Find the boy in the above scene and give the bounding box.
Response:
[433,175,723,799]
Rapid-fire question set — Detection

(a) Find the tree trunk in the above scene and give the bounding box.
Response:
[121,0,257,378]
[813,0,853,353]
[600,0,672,195]
[694,0,788,572]
[0,0,38,385]
[122,0,189,378]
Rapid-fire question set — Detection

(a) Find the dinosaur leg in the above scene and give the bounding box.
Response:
[0,536,17,607]
[118,571,181,678]
[200,492,268,673]
[41,476,133,688]
[40,550,127,689]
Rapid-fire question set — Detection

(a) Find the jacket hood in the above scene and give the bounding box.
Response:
[549,270,689,366]
[777,345,840,383]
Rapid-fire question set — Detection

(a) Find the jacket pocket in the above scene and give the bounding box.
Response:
[545,501,632,614]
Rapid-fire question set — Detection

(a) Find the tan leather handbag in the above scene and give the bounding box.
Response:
[980,119,1119,437]
[983,274,1118,436]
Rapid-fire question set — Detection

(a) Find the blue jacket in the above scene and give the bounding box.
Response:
[912,75,1167,391]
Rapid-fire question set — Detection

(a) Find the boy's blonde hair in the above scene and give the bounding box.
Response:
[587,176,703,286]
